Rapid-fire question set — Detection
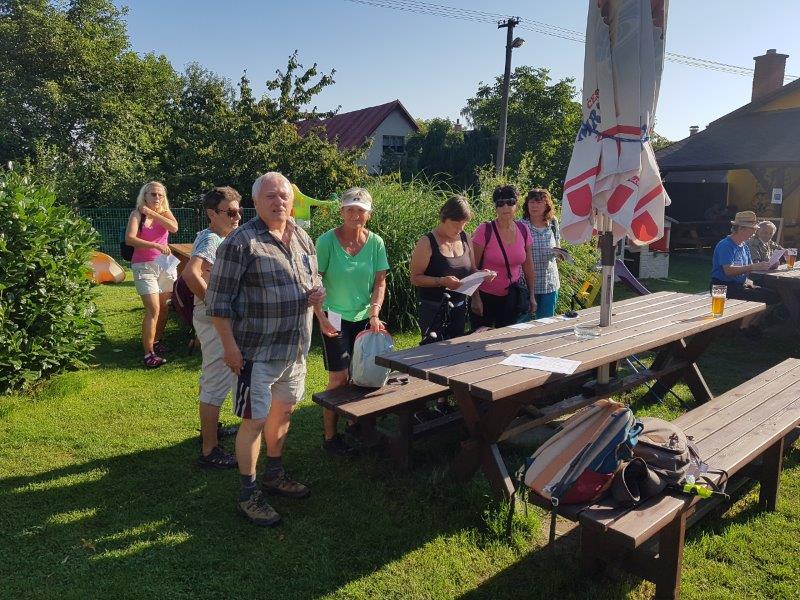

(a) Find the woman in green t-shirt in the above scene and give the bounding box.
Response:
[314,187,390,456]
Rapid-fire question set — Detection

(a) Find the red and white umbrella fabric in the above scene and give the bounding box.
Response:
[560,0,670,246]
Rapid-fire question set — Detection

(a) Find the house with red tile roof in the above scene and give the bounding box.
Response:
[297,99,419,173]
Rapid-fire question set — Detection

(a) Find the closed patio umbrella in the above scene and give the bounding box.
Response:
[560,0,671,384]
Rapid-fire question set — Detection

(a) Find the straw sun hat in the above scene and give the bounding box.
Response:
[730,210,758,228]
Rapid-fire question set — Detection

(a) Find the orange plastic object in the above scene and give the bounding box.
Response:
[89,251,126,284]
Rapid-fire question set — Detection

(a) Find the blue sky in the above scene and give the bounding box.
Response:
[119,1,800,142]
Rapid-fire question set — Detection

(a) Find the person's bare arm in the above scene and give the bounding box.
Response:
[183,255,210,300]
[211,316,242,375]
[141,206,179,233]
[523,245,537,314]
[722,261,770,277]
[368,270,388,330]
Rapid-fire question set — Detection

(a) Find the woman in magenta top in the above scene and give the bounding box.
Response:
[125,181,179,368]
[471,185,536,328]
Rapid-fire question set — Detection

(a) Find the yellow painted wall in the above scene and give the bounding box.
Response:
[756,88,800,112]
[726,168,800,242]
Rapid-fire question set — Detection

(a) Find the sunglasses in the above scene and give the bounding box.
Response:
[214,208,242,218]
[494,199,517,207]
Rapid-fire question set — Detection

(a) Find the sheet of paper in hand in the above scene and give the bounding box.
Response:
[767,248,785,269]
[552,247,574,264]
[455,270,493,296]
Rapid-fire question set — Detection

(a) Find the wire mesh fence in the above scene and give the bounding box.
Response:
[78,208,258,260]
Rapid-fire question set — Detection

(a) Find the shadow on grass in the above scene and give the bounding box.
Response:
[0,417,495,598]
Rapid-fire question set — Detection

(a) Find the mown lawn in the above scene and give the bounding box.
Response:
[1,254,798,599]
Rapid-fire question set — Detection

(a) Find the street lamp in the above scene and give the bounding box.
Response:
[496,18,524,173]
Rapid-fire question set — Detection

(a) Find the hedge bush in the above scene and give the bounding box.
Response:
[0,169,101,393]
[309,173,598,332]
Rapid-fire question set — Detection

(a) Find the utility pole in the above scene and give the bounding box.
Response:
[495,17,523,174]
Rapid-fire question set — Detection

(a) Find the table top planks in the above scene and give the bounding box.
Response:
[755,265,800,288]
[377,292,766,402]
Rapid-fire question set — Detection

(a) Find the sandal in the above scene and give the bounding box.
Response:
[153,340,171,354]
[143,352,167,369]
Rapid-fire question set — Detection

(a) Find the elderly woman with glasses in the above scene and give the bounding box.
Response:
[471,185,536,328]
[125,181,179,368]
[520,188,562,318]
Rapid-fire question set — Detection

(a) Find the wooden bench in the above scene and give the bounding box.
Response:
[312,376,460,469]
[530,358,800,600]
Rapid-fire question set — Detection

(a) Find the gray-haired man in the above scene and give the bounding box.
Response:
[206,172,324,526]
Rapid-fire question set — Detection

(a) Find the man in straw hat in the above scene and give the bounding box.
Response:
[710,210,778,329]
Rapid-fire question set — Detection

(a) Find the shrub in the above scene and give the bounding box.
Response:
[0,168,101,393]
[309,172,598,332]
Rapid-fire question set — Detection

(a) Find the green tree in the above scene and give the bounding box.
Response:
[0,0,181,207]
[462,66,582,196]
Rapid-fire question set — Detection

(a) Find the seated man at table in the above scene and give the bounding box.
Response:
[711,211,778,312]
[747,220,784,264]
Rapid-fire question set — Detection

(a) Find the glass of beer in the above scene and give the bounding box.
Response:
[787,248,797,268]
[711,285,726,317]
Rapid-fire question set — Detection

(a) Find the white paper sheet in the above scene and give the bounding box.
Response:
[455,270,493,297]
[767,248,785,269]
[500,353,581,375]
[508,322,536,330]
[327,310,342,331]
[534,317,558,324]
[552,247,575,264]
[155,253,180,278]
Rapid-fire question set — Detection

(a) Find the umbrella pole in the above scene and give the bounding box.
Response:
[597,213,615,385]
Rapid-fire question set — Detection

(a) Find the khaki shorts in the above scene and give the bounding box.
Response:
[233,352,306,421]
[132,260,175,296]
[194,304,234,407]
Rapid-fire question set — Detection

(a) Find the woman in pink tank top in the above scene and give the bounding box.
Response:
[124,181,179,368]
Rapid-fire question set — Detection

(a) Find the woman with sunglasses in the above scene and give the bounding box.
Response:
[471,185,536,328]
[183,186,242,468]
[125,181,179,368]
[521,188,562,318]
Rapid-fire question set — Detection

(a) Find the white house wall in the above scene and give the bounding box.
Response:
[362,109,416,173]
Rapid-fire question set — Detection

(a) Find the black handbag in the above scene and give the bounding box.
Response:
[120,214,144,261]
[491,221,530,318]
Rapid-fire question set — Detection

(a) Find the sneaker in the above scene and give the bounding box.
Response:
[143,352,167,369]
[237,489,281,527]
[323,433,358,457]
[217,422,239,438]
[198,446,237,470]
[261,470,311,499]
[153,340,171,354]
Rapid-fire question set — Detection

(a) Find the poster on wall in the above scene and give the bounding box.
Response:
[771,188,783,205]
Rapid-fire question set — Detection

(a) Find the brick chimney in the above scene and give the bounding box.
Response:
[752,49,788,101]
[689,125,699,136]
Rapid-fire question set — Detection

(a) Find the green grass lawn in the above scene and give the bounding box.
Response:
[1,254,798,599]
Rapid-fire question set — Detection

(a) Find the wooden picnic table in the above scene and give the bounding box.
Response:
[168,243,193,276]
[753,265,800,329]
[376,291,766,499]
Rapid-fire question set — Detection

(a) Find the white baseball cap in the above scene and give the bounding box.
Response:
[340,187,373,211]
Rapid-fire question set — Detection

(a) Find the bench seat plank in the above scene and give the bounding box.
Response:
[313,380,448,420]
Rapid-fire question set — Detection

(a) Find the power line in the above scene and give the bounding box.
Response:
[342,0,798,81]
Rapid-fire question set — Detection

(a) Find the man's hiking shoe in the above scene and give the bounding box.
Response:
[143,352,166,369]
[261,470,311,499]
[237,490,281,527]
[198,446,237,470]
[323,433,358,457]
[153,340,171,354]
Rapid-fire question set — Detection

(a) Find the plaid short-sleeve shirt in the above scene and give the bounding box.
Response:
[521,217,561,295]
[205,217,319,363]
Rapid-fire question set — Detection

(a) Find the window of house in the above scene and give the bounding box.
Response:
[382,135,405,154]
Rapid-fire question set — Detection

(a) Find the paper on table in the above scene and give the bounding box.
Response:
[500,353,581,375]
[327,310,342,331]
[455,270,492,296]
[767,248,785,269]
[534,317,558,324]
[508,322,536,330]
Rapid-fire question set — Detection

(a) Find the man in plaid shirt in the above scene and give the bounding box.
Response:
[207,171,324,527]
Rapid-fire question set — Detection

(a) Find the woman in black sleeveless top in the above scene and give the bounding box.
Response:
[410,196,492,344]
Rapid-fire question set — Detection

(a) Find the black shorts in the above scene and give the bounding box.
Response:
[321,313,370,372]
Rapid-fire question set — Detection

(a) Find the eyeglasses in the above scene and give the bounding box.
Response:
[215,208,242,218]
[494,199,517,207]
